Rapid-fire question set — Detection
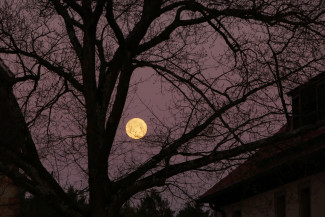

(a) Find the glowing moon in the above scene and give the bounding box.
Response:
[126,118,147,139]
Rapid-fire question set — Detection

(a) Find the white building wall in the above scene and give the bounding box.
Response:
[220,171,325,217]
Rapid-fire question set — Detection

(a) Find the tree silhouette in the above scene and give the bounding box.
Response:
[0,1,324,217]
[135,190,174,217]
[119,202,137,217]
[176,202,212,217]
[21,186,88,217]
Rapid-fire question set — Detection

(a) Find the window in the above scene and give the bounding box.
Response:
[291,81,325,129]
[275,193,286,217]
[292,96,301,128]
[232,210,241,217]
[301,87,317,125]
[318,83,325,120]
[299,187,311,217]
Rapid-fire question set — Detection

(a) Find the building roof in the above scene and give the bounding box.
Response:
[287,71,325,96]
[197,123,325,205]
[0,58,15,86]
[0,59,14,77]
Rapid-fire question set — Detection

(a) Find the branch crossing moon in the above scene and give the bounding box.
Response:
[125,118,147,139]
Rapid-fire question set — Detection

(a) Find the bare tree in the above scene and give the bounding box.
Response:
[0,1,324,217]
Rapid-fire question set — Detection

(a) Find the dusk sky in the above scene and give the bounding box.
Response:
[0,1,324,217]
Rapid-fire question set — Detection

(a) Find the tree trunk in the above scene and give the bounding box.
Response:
[81,7,108,216]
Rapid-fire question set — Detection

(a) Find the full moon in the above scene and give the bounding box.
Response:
[125,118,147,139]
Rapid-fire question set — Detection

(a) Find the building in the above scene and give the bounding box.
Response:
[0,175,20,217]
[0,59,21,217]
[198,73,325,217]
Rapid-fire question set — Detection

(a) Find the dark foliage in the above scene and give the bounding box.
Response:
[176,202,213,217]
[21,186,88,217]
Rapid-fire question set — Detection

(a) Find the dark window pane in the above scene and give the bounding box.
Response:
[232,210,241,217]
[276,195,286,217]
[300,188,311,217]
[301,87,317,125]
[292,96,301,129]
[318,83,325,120]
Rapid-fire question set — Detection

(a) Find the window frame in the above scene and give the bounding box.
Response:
[274,190,286,217]
[298,182,311,217]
